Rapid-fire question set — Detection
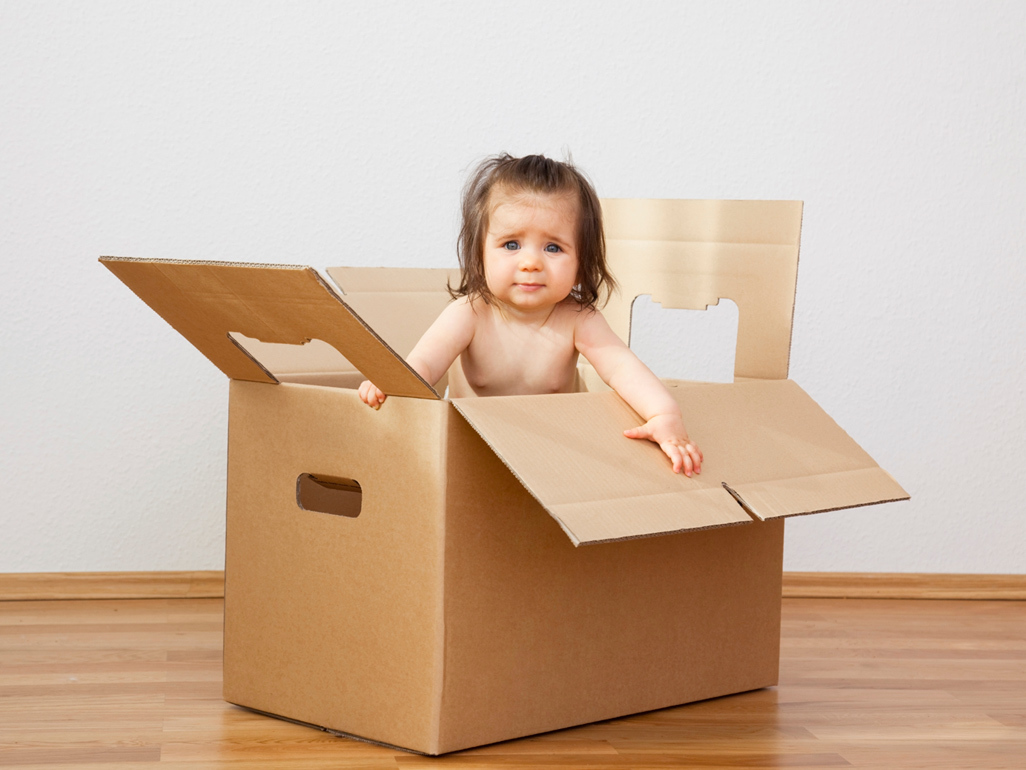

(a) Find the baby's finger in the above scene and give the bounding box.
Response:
[360,381,384,409]
[662,442,684,474]
[623,425,651,440]
[668,445,681,474]
[687,443,703,474]
[675,444,694,476]
[358,381,372,405]
[682,451,694,477]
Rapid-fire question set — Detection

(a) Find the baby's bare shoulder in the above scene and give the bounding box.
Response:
[424,295,479,344]
[560,301,605,327]
[439,295,477,321]
[568,303,622,350]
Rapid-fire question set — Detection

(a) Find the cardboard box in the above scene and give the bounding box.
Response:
[101,199,907,755]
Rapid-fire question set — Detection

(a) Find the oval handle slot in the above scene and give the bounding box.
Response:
[297,474,362,518]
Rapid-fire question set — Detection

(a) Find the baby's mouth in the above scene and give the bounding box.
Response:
[516,282,544,291]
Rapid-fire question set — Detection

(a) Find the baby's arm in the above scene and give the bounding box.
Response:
[359,297,476,409]
[575,309,703,476]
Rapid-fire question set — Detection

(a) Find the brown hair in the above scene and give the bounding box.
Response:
[450,153,616,308]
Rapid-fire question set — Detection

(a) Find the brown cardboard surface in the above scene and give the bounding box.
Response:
[216,269,456,382]
[221,380,786,754]
[326,267,459,359]
[452,391,751,545]
[669,379,909,517]
[223,381,447,751]
[100,257,437,398]
[437,408,784,752]
[453,379,907,546]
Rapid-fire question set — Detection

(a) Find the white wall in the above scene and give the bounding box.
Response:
[2,1,1023,574]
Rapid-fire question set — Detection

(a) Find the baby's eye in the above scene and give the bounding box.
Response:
[544,244,562,253]
[503,241,520,251]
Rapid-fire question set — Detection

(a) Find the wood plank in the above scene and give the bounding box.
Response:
[0,571,225,601]
[782,572,1026,600]
[4,570,1024,602]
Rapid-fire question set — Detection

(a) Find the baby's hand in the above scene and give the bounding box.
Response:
[623,414,703,476]
[358,380,387,409]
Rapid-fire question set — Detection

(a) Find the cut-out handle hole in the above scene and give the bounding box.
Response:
[629,295,739,383]
[297,474,362,518]
[229,331,356,375]
[229,332,365,388]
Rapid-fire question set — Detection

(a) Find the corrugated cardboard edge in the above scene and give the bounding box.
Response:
[545,491,755,546]
[786,204,804,379]
[226,332,280,383]
[429,408,450,755]
[563,516,751,547]
[101,256,308,270]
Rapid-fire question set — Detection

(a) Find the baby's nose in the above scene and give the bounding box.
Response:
[519,248,544,270]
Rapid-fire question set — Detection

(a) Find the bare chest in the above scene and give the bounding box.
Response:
[456,315,580,397]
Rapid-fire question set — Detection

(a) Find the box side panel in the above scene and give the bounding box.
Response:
[326,266,462,294]
[601,199,803,247]
[325,267,460,361]
[436,414,783,753]
[325,267,459,399]
[222,381,445,753]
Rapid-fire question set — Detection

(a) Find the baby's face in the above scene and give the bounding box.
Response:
[482,191,579,316]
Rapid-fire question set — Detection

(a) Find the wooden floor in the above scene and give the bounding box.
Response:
[1,598,1023,768]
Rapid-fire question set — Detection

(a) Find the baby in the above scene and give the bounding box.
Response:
[359,154,703,476]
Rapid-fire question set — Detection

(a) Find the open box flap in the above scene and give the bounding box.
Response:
[601,199,804,382]
[100,257,438,399]
[453,379,907,546]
